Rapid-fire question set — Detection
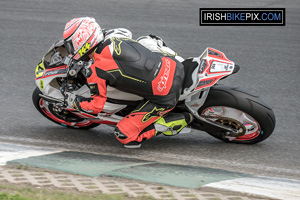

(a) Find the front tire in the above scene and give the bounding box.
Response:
[195,85,276,144]
[32,87,100,129]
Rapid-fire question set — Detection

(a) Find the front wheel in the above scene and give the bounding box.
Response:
[195,85,276,144]
[32,87,100,129]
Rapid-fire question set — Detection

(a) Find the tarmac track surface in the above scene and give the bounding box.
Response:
[0,0,300,180]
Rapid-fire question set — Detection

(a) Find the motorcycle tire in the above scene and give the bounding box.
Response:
[32,87,100,129]
[197,85,276,144]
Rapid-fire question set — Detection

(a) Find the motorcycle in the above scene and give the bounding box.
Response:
[32,39,276,144]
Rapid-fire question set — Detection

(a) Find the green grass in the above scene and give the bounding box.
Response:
[0,183,154,200]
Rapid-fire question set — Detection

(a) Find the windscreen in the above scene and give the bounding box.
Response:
[43,39,68,68]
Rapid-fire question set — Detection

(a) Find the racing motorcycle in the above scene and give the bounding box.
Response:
[32,39,276,144]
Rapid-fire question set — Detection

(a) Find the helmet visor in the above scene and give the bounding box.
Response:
[64,39,74,55]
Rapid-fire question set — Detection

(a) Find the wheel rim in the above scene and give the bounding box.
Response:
[201,106,261,141]
[39,98,93,128]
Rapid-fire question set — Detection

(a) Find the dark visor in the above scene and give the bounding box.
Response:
[64,39,74,55]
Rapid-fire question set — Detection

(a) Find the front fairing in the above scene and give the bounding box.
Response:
[35,39,69,79]
[34,39,69,99]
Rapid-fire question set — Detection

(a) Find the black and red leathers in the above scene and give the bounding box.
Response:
[79,37,185,144]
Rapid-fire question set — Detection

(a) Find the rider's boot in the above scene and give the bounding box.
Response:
[154,112,194,136]
[123,112,193,148]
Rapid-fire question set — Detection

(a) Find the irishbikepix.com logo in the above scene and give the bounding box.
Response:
[199,8,285,26]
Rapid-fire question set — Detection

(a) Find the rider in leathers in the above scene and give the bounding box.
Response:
[64,17,193,148]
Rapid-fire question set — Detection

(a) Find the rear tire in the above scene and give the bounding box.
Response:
[196,85,276,144]
[32,87,100,129]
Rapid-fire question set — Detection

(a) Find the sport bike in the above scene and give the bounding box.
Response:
[32,39,276,144]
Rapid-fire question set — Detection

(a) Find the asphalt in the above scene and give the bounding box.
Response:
[0,0,300,198]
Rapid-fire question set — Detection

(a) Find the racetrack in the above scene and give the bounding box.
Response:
[0,0,299,180]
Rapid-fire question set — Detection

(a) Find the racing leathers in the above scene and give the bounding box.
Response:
[76,33,191,145]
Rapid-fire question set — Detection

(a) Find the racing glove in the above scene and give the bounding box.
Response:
[73,96,92,112]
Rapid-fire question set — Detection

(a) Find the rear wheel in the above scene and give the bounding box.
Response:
[32,87,100,129]
[195,85,276,144]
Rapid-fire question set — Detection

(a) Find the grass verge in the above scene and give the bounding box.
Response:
[0,182,154,200]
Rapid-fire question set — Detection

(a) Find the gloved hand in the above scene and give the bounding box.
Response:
[64,91,92,111]
[72,95,92,112]
[73,96,82,111]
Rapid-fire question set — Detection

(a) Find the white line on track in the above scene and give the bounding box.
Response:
[204,176,300,200]
[0,142,61,166]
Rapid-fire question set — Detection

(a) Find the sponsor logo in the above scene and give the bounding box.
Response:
[142,107,165,122]
[72,19,94,51]
[78,42,91,57]
[157,59,171,92]
[111,37,122,55]
[199,8,285,26]
[39,80,44,90]
[35,61,45,78]
[44,68,68,77]
[89,83,99,96]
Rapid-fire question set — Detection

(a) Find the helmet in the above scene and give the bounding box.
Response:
[63,17,104,60]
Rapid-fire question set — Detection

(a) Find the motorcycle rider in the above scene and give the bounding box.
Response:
[63,17,193,148]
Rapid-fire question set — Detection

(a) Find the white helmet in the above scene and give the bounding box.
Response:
[63,17,104,60]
